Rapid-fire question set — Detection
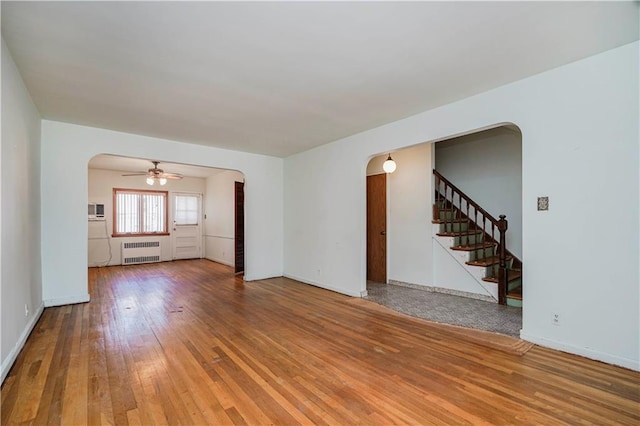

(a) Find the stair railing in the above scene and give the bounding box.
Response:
[433,170,509,304]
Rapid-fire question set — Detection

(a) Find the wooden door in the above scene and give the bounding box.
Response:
[234,181,245,275]
[367,174,386,283]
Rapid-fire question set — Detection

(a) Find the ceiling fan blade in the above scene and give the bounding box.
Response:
[121,162,183,179]
[162,173,183,179]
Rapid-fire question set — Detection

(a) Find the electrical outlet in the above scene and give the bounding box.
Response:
[552,313,560,326]
[25,304,29,317]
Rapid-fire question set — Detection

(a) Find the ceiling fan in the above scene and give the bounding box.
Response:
[122,161,183,186]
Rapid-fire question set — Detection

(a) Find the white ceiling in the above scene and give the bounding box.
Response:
[2,1,638,157]
[88,154,226,179]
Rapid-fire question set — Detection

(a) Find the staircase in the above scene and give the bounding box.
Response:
[433,170,522,307]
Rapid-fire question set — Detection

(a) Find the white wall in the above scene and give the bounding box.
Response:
[1,40,43,382]
[432,239,495,298]
[284,42,639,370]
[204,170,244,266]
[387,145,433,287]
[284,143,367,297]
[41,121,283,307]
[87,168,206,266]
[435,127,523,258]
[367,145,433,287]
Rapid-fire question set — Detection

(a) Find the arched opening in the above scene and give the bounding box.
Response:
[364,124,523,336]
[434,125,522,261]
[87,154,246,275]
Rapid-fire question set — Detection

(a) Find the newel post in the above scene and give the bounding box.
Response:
[497,215,508,305]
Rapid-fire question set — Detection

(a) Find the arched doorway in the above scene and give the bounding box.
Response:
[364,124,524,336]
[87,154,245,272]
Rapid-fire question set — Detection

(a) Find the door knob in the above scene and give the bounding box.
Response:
[380,231,386,236]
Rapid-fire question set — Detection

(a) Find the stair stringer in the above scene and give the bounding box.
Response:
[432,229,498,302]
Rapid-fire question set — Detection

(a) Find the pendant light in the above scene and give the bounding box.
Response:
[382,154,397,173]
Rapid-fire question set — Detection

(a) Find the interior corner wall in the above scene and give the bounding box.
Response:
[1,39,43,382]
[369,145,433,287]
[284,41,639,370]
[435,127,523,258]
[204,170,244,266]
[87,169,206,266]
[40,121,283,307]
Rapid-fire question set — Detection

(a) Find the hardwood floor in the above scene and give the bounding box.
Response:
[2,259,639,425]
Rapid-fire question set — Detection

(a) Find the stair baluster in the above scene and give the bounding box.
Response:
[464,198,469,247]
[482,215,487,261]
[498,215,508,305]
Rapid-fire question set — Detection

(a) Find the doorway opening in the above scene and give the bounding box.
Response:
[87,154,245,274]
[363,124,523,336]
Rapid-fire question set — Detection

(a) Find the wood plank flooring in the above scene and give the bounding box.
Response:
[2,259,639,425]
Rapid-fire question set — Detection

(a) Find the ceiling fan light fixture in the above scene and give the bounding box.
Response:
[123,161,184,184]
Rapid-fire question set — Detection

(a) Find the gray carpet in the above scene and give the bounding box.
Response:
[365,282,522,337]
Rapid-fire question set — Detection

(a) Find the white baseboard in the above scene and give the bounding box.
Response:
[283,274,363,297]
[1,303,45,384]
[204,256,234,267]
[520,330,640,372]
[388,279,495,303]
[44,293,90,307]
[242,269,285,282]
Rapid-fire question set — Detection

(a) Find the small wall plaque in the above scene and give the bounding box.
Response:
[537,196,549,211]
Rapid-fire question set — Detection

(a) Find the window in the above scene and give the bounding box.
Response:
[174,194,200,225]
[113,188,168,236]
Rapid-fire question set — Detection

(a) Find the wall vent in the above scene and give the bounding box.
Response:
[123,255,161,265]
[123,241,160,249]
[122,241,161,265]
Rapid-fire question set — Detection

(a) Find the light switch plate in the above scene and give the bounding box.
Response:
[537,196,549,211]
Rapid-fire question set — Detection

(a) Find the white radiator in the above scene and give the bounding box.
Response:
[121,241,161,265]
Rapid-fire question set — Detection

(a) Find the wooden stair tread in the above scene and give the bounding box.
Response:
[482,270,522,283]
[432,218,469,224]
[450,242,495,251]
[432,191,524,305]
[466,255,512,267]
[436,230,483,237]
[507,285,523,300]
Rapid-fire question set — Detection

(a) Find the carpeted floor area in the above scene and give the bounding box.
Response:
[365,282,522,337]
